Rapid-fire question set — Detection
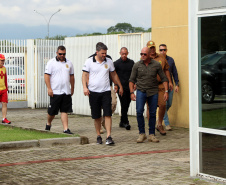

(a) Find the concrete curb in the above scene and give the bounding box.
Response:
[0,125,89,150]
[0,140,39,150]
[39,137,81,148]
[0,137,89,150]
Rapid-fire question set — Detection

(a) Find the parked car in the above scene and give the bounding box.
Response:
[5,65,25,93]
[201,51,226,103]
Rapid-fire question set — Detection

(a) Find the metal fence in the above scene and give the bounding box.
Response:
[1,33,151,116]
[0,40,27,101]
[27,39,65,108]
[65,32,151,116]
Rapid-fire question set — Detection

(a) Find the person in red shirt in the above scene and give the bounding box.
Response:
[0,54,11,124]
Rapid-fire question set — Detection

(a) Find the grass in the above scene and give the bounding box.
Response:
[0,125,75,142]
[202,108,226,129]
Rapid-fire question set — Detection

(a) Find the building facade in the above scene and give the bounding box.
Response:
[152,0,226,182]
[152,0,189,128]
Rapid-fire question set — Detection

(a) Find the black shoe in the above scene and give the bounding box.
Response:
[106,136,115,145]
[63,129,73,134]
[45,124,51,131]
[97,135,102,144]
[119,122,131,130]
[124,123,131,130]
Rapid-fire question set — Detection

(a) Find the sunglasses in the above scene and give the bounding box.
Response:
[140,53,147,56]
[59,53,66,56]
[159,49,167,51]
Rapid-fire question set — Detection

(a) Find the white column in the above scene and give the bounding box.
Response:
[27,39,36,109]
[189,0,199,177]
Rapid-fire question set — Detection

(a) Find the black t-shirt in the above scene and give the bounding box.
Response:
[114,58,134,91]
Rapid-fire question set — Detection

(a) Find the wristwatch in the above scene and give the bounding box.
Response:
[130,92,134,94]
[165,90,168,93]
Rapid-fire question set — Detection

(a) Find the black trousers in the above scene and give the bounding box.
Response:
[118,90,131,123]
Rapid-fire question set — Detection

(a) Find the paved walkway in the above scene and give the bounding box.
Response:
[0,108,220,184]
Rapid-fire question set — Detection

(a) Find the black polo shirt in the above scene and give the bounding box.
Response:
[114,57,134,91]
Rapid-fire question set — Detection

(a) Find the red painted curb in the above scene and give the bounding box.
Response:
[0,148,189,167]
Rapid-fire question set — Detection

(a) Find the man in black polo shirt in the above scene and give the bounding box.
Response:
[114,47,134,130]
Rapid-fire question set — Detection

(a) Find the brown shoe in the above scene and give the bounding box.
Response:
[148,134,159,143]
[137,134,147,143]
[156,124,166,135]
[165,125,172,131]
[101,119,106,130]
[100,127,104,134]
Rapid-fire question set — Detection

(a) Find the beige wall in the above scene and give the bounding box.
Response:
[152,0,189,127]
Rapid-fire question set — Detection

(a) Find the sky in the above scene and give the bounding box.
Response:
[0,0,151,39]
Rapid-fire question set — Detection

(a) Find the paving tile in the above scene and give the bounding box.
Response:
[0,108,220,184]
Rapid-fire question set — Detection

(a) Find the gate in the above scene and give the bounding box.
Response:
[0,40,27,101]
[26,40,65,108]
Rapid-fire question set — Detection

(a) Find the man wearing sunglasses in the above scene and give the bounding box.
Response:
[129,47,168,143]
[44,45,75,134]
[146,41,173,136]
[159,44,179,131]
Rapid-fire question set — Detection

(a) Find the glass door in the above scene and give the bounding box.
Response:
[199,15,226,178]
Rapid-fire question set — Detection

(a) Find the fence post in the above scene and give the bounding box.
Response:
[27,39,36,109]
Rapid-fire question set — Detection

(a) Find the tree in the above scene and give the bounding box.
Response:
[107,26,117,33]
[89,32,102,36]
[46,35,67,40]
[107,23,134,33]
[107,23,151,34]
[146,27,152,32]
[76,32,103,37]
[134,27,146,33]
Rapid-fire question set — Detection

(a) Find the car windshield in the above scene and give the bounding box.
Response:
[201,52,226,65]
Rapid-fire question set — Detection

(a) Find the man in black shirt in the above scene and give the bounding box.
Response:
[114,47,134,130]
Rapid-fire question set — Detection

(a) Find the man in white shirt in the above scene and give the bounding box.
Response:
[82,42,123,145]
[44,45,75,134]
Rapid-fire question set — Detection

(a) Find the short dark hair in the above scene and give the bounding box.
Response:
[159,44,167,48]
[120,47,128,52]
[57,45,66,51]
[96,42,108,51]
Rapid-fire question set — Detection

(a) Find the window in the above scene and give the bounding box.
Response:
[199,15,226,179]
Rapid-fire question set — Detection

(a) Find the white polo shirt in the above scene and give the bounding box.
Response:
[45,57,74,95]
[82,56,115,93]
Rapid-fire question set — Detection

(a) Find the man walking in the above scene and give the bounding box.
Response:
[82,42,123,145]
[159,44,179,131]
[146,41,173,135]
[88,43,118,134]
[44,46,75,134]
[0,54,11,124]
[129,47,168,143]
[114,47,134,130]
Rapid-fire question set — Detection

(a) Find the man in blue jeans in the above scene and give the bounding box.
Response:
[129,47,169,143]
[159,44,179,131]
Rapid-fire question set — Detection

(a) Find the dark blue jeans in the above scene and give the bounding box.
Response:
[136,90,158,135]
